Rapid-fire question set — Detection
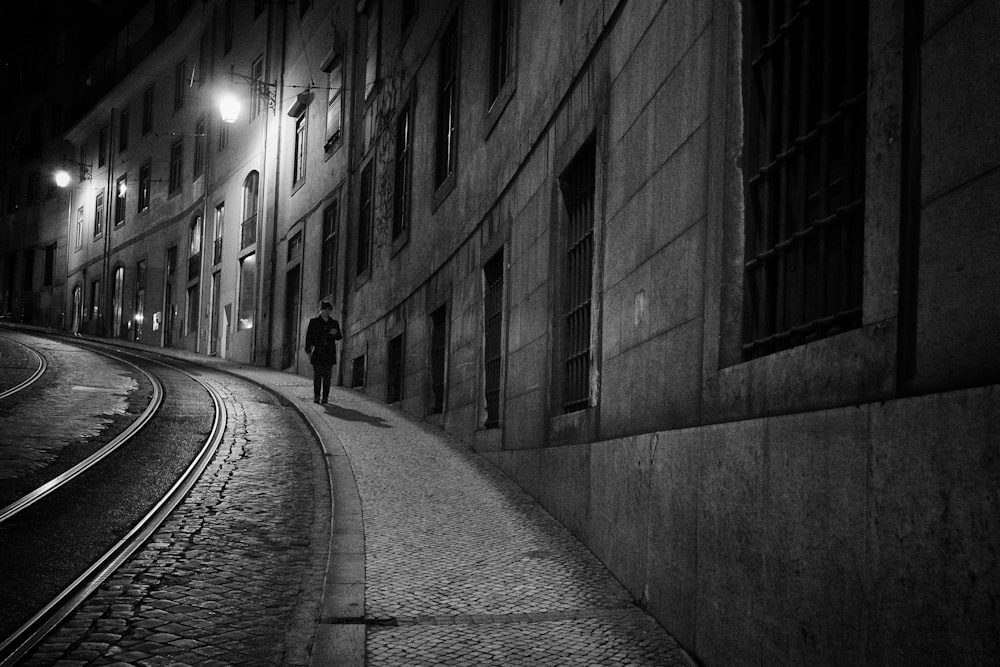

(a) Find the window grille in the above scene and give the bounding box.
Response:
[429,305,448,415]
[743,0,868,358]
[559,142,595,413]
[387,333,404,403]
[483,250,504,428]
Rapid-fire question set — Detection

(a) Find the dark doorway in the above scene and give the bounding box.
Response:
[282,265,301,369]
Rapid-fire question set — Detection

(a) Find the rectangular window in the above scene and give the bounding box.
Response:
[393,100,412,240]
[242,172,258,248]
[435,16,459,189]
[387,333,405,403]
[292,113,306,185]
[75,206,84,249]
[43,243,55,287]
[559,141,595,413]
[218,120,229,151]
[213,203,225,265]
[429,305,448,415]
[325,57,343,148]
[138,162,151,211]
[238,253,256,330]
[167,246,177,276]
[142,87,154,135]
[23,250,34,292]
[402,0,417,34]
[26,172,39,203]
[90,279,101,321]
[98,127,108,166]
[119,108,129,152]
[174,60,187,110]
[742,0,868,359]
[489,0,515,104]
[169,139,183,193]
[357,162,374,276]
[115,174,127,224]
[320,200,339,299]
[94,190,105,236]
[483,250,504,428]
[363,2,380,99]
[193,117,205,177]
[250,56,264,120]
[198,31,209,86]
[186,285,199,335]
[224,0,234,54]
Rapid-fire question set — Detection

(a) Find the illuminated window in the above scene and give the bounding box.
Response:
[238,253,256,330]
[242,171,258,247]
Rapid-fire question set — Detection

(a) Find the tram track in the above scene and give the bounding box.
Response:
[0,337,228,666]
[0,333,46,401]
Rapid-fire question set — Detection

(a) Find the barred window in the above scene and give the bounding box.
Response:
[559,141,595,414]
[483,250,504,428]
[742,0,868,359]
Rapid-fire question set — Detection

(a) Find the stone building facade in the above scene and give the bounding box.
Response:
[2,1,998,664]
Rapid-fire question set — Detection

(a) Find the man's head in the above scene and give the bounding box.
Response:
[319,301,333,319]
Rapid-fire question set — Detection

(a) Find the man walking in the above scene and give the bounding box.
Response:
[304,301,342,404]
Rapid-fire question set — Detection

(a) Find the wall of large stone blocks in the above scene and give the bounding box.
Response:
[485,386,1000,665]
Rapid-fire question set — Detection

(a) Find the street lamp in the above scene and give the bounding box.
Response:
[54,159,93,187]
[219,91,241,124]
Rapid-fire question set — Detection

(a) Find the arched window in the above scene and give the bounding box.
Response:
[241,171,258,248]
[188,215,202,281]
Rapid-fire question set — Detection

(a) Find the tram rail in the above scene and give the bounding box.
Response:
[0,339,229,666]
[0,333,46,401]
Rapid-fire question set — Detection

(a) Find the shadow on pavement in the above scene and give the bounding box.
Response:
[321,403,393,428]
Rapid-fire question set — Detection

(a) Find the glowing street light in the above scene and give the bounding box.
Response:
[54,169,72,188]
[220,92,241,124]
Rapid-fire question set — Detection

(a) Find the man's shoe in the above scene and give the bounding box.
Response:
[314,397,321,404]
[321,397,328,404]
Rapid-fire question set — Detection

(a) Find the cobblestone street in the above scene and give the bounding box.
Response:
[20,373,331,666]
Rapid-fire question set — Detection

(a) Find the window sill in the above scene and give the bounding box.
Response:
[431,171,456,212]
[484,78,516,141]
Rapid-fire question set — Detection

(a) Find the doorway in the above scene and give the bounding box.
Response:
[282,265,301,369]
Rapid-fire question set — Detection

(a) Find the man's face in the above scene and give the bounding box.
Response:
[320,308,332,320]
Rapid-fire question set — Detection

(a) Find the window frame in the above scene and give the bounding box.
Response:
[138,161,152,212]
[169,139,184,194]
[433,13,460,199]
